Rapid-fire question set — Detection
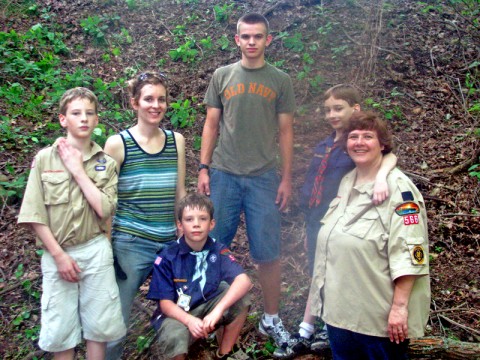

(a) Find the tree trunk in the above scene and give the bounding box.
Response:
[409,337,480,359]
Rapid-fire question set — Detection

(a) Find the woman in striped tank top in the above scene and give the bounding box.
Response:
[104,71,186,359]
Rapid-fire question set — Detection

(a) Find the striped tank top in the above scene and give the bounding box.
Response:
[113,128,178,241]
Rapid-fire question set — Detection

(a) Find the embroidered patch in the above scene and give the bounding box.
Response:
[412,245,425,264]
[401,191,414,201]
[395,202,420,216]
[220,248,231,255]
[174,278,187,282]
[154,256,162,265]
[228,254,237,262]
[209,254,217,263]
[97,157,107,164]
[403,214,419,226]
[95,165,106,171]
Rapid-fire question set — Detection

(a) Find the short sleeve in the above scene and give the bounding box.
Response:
[147,254,177,302]
[218,245,245,284]
[18,154,49,225]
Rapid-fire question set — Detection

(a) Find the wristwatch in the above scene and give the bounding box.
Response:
[198,163,209,172]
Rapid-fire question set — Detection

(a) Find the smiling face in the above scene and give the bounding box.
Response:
[346,129,385,168]
[324,96,360,134]
[177,206,215,251]
[59,98,98,139]
[131,83,167,125]
[235,22,272,64]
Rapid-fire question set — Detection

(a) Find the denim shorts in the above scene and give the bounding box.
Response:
[209,168,281,262]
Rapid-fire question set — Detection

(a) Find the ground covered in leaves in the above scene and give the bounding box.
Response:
[0,0,479,359]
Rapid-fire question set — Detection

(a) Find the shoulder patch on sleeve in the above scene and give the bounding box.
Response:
[154,256,162,265]
[411,245,426,264]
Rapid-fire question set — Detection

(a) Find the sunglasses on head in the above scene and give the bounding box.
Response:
[137,72,167,82]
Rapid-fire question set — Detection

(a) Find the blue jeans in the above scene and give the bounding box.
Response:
[105,231,176,360]
[327,325,409,360]
[209,168,281,262]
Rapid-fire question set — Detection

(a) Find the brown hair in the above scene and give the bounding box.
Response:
[342,111,394,154]
[59,87,99,115]
[127,71,168,105]
[323,84,361,107]
[237,13,270,34]
[176,193,214,221]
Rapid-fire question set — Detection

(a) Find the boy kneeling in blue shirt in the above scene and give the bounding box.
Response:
[147,193,252,359]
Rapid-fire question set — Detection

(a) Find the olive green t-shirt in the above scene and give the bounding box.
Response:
[204,61,296,176]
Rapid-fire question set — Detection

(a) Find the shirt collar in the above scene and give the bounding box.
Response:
[178,235,215,255]
[52,139,103,162]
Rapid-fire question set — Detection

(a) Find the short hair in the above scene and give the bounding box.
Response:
[59,87,99,115]
[127,71,168,105]
[342,111,394,154]
[323,84,362,107]
[176,193,214,221]
[237,13,269,34]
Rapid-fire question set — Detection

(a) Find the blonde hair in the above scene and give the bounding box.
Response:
[59,87,98,115]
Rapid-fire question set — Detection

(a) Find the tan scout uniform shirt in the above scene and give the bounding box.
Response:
[310,168,430,338]
[18,139,117,248]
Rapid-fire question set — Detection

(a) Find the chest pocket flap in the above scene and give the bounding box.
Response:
[343,210,380,239]
[41,172,70,205]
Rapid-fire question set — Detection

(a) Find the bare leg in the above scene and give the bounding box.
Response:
[86,340,106,360]
[172,354,186,360]
[218,306,249,355]
[258,259,281,314]
[302,291,316,325]
[53,348,75,360]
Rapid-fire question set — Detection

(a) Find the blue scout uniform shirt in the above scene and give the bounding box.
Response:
[300,132,355,224]
[147,236,244,329]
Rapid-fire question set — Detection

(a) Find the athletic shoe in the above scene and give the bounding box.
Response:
[258,315,293,350]
[290,332,313,354]
[310,327,330,351]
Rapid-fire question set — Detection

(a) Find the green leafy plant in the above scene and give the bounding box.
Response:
[213,3,235,22]
[283,32,304,52]
[216,35,231,50]
[80,16,108,44]
[167,97,198,128]
[468,163,480,180]
[125,0,137,9]
[169,39,198,63]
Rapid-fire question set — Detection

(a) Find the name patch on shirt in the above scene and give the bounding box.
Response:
[154,256,162,265]
[174,278,187,282]
[95,165,106,171]
[395,202,420,216]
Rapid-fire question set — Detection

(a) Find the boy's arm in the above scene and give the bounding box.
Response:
[160,299,208,339]
[197,106,221,196]
[31,222,81,282]
[276,112,294,211]
[373,152,397,205]
[57,138,116,219]
[202,273,252,333]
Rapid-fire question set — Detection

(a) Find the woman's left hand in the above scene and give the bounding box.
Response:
[388,304,409,343]
[372,178,389,205]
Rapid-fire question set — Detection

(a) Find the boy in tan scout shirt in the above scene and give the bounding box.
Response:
[18,87,126,360]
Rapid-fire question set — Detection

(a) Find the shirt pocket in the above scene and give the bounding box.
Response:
[343,211,380,239]
[41,173,70,205]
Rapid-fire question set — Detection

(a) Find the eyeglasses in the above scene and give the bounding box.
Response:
[138,72,168,82]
